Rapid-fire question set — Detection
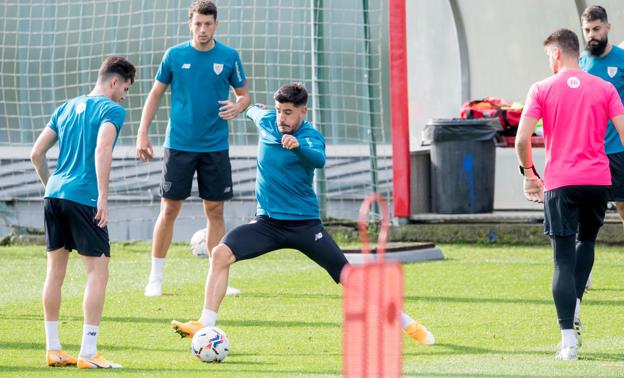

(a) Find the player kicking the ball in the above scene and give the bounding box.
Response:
[171,82,434,346]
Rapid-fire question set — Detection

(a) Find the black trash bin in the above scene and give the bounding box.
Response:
[423,118,498,214]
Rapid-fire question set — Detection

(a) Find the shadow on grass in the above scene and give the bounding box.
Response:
[241,292,341,300]
[0,314,339,328]
[404,295,624,307]
[406,343,624,363]
[587,287,624,293]
[0,363,339,375]
[403,373,589,378]
[0,341,179,353]
[581,352,624,362]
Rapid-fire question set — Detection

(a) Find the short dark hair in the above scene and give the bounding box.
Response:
[274,82,308,107]
[189,0,217,20]
[543,28,579,57]
[581,5,608,23]
[98,55,136,84]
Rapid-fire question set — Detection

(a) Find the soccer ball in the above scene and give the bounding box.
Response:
[191,326,229,363]
[190,228,208,258]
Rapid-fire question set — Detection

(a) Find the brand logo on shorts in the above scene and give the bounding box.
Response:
[608,66,618,78]
[214,63,224,75]
[567,76,580,89]
[182,63,191,69]
[314,232,323,241]
[224,186,231,193]
[162,181,172,192]
[76,102,86,114]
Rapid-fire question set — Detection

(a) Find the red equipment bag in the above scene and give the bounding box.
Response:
[460,97,522,131]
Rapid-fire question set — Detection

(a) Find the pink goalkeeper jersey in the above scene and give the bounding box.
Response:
[523,68,624,191]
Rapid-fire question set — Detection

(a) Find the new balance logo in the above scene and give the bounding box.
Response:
[224,186,231,193]
[87,331,97,336]
[181,63,191,69]
[314,232,323,241]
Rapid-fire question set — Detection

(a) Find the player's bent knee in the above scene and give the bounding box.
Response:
[210,244,235,267]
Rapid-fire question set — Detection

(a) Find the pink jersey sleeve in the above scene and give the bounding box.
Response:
[522,83,541,119]
[608,83,624,119]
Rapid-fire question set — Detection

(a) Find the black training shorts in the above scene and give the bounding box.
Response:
[44,198,110,257]
[544,185,608,240]
[160,148,233,201]
[608,151,624,201]
[222,215,348,283]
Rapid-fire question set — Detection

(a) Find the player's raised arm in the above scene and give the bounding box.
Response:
[245,103,268,123]
[287,134,326,168]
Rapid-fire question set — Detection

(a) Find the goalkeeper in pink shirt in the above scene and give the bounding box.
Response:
[515,28,624,361]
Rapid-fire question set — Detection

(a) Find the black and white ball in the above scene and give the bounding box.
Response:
[190,228,209,258]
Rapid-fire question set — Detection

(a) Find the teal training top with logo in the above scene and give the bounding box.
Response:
[579,45,624,154]
[156,40,246,152]
[44,95,126,207]
[246,105,326,220]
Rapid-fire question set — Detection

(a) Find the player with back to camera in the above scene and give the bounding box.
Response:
[31,55,135,369]
[171,82,436,346]
[515,28,624,361]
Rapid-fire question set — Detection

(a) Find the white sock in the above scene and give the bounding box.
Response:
[574,298,581,320]
[149,257,165,282]
[200,309,217,327]
[79,324,99,358]
[44,320,61,350]
[400,311,413,329]
[561,329,577,348]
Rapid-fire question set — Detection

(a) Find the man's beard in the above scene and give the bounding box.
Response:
[586,36,609,56]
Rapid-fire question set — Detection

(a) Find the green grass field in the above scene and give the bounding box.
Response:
[1,242,624,377]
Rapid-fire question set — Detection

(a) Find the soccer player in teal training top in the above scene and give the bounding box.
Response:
[580,6,624,226]
[578,5,624,293]
[31,56,135,369]
[136,0,249,297]
[171,82,435,346]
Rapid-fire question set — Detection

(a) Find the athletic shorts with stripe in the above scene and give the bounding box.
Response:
[44,198,110,257]
[160,148,233,201]
[608,151,624,201]
[222,215,348,283]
